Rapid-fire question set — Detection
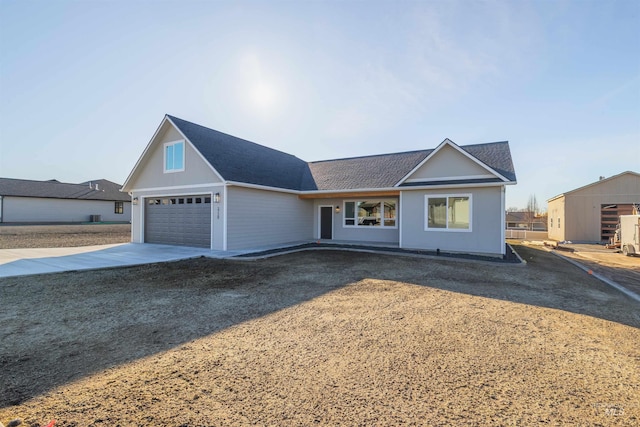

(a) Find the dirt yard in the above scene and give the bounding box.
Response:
[555,243,640,296]
[0,224,131,249]
[1,244,638,426]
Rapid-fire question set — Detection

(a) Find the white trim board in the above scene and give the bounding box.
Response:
[395,138,511,186]
[130,182,225,193]
[403,174,497,183]
[165,116,225,182]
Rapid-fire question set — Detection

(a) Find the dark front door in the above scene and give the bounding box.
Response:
[320,206,333,239]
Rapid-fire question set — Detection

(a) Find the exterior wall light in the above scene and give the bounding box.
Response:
[335,205,341,213]
[132,197,139,205]
[214,192,221,203]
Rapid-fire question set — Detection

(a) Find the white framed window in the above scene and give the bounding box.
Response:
[164,140,185,173]
[343,200,397,228]
[425,194,472,231]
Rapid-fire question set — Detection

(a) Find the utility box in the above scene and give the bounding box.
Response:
[619,215,640,256]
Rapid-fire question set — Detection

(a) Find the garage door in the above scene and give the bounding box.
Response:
[145,195,211,248]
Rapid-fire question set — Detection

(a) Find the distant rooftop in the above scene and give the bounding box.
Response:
[0,178,131,201]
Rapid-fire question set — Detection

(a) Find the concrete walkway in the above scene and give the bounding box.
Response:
[0,243,227,278]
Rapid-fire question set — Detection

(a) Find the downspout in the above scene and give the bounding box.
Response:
[501,186,506,256]
[223,183,228,251]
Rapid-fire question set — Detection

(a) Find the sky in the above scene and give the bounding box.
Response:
[1,0,638,210]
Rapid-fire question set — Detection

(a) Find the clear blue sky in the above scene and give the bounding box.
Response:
[1,0,638,210]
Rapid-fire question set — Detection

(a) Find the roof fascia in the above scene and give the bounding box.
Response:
[299,186,396,195]
[550,171,640,200]
[122,115,170,191]
[225,181,301,195]
[165,116,225,183]
[399,181,514,191]
[297,180,514,196]
[547,194,565,203]
[394,138,510,187]
[121,115,225,192]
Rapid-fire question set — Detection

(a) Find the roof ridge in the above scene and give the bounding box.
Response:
[461,140,509,148]
[309,149,431,164]
[0,177,77,185]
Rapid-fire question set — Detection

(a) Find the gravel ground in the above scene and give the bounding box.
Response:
[0,224,131,249]
[1,245,638,426]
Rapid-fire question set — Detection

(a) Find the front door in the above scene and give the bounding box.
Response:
[320,206,333,239]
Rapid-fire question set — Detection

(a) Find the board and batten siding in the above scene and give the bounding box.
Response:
[400,187,504,256]
[1,196,131,223]
[226,186,313,250]
[312,198,400,243]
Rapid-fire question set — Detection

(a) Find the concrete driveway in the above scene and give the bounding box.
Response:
[0,243,222,278]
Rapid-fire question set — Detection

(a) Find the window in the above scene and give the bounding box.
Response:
[343,200,397,228]
[164,140,185,172]
[425,195,471,231]
[114,201,124,214]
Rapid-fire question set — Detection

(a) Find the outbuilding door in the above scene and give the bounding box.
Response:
[144,195,211,248]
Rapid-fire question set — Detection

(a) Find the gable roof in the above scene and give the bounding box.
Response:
[0,178,131,201]
[547,171,640,202]
[129,115,516,192]
[307,140,516,191]
[167,116,316,191]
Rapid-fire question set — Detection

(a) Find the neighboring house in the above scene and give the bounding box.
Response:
[0,178,131,223]
[547,171,640,243]
[122,115,517,256]
[506,211,547,231]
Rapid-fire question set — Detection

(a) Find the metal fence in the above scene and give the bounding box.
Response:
[505,229,548,240]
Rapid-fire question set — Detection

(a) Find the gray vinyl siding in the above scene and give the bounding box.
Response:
[400,187,504,256]
[406,144,492,181]
[1,196,131,223]
[226,187,313,250]
[312,198,400,244]
[127,122,222,191]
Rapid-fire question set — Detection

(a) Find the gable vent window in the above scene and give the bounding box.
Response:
[164,140,185,173]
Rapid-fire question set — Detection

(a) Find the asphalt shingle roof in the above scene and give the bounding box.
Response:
[308,150,430,190]
[0,178,131,201]
[167,115,516,191]
[168,116,316,191]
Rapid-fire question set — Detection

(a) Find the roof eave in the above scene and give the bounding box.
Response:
[394,138,512,187]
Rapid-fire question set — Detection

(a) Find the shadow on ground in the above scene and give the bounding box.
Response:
[1,245,638,408]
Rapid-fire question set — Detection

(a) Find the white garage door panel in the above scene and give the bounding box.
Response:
[145,195,211,248]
